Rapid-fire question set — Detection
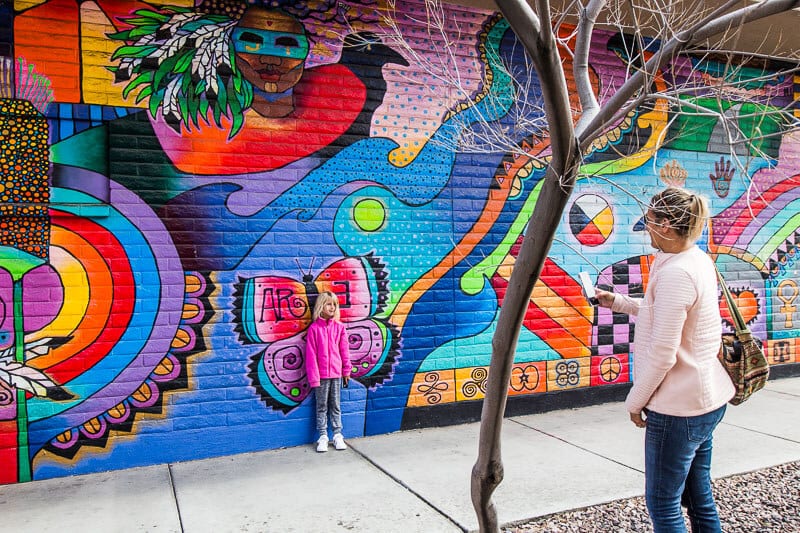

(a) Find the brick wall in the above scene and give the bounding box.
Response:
[0,0,797,483]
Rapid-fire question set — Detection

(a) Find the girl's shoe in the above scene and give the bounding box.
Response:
[316,435,329,453]
[332,433,347,450]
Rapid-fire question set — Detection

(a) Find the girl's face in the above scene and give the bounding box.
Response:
[321,299,337,319]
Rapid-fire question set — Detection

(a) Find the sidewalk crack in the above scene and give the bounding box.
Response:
[508,418,645,474]
[720,421,800,445]
[167,463,185,533]
[347,444,468,532]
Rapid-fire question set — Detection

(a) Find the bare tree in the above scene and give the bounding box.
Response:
[374,1,800,531]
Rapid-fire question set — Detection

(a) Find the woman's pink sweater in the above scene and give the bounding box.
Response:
[612,246,735,416]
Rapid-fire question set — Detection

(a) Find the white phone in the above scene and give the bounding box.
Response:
[579,271,598,304]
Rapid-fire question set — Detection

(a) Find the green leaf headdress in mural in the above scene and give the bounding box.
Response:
[107,6,253,138]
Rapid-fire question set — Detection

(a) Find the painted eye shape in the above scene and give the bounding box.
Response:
[275,36,300,48]
[238,31,264,45]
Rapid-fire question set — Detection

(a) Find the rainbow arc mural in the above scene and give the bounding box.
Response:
[0,0,798,484]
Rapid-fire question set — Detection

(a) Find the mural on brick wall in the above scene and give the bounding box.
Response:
[0,0,798,483]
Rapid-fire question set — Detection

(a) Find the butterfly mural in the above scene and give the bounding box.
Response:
[233,253,400,413]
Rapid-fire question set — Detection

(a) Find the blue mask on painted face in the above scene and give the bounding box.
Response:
[232,27,309,60]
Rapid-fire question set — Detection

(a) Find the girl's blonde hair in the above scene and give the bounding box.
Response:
[649,187,709,242]
[311,290,340,321]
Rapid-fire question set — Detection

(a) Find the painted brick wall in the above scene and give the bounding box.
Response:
[0,0,798,483]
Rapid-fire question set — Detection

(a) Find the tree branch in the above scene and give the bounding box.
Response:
[494,0,544,55]
[578,0,800,147]
[574,0,607,133]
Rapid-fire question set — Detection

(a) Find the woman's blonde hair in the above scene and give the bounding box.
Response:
[311,290,340,321]
[649,187,709,242]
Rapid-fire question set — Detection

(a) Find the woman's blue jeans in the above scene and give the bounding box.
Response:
[644,405,727,533]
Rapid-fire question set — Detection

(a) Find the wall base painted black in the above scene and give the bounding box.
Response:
[770,362,800,380]
[400,362,800,431]
[401,381,633,430]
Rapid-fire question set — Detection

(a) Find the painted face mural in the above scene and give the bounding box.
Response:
[232,7,308,115]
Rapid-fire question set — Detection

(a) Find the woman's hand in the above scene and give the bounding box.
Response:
[629,411,647,428]
[595,288,615,309]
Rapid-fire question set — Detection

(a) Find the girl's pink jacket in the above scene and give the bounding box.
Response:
[305,318,352,388]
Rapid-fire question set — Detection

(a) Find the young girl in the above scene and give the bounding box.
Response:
[305,291,352,452]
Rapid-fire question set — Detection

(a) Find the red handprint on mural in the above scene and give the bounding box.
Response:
[710,156,735,198]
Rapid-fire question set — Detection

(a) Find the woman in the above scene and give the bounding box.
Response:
[595,187,735,532]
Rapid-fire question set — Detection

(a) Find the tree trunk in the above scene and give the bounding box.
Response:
[471,0,581,528]
[471,157,580,531]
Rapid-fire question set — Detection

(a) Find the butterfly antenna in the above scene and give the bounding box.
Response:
[296,257,315,282]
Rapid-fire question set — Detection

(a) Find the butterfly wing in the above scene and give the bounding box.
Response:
[314,254,389,321]
[247,334,311,413]
[233,275,312,344]
[346,317,400,389]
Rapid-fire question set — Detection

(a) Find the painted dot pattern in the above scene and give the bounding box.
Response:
[0,99,50,259]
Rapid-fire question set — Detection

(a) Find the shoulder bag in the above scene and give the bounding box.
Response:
[715,266,769,405]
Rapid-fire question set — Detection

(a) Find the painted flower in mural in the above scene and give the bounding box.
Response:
[0,59,77,483]
[233,254,400,413]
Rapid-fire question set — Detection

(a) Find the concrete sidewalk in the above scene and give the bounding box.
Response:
[2,377,799,533]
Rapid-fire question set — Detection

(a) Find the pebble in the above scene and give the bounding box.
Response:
[504,461,800,532]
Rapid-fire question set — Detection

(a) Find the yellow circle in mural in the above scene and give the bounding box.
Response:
[353,198,386,232]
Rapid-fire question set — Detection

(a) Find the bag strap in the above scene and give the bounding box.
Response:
[714,263,751,337]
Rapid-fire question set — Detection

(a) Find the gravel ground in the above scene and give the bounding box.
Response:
[504,461,800,533]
